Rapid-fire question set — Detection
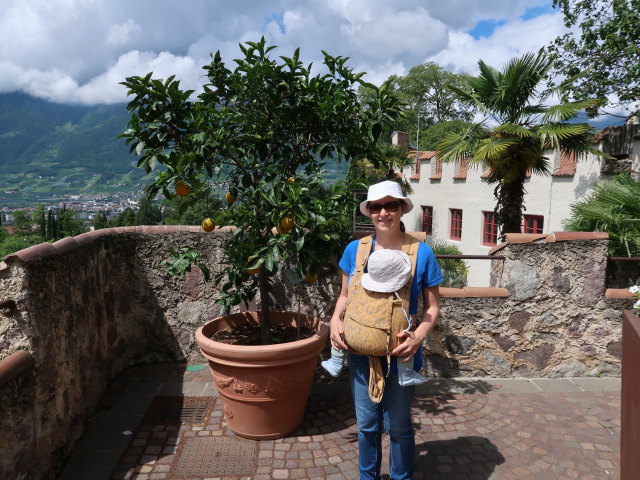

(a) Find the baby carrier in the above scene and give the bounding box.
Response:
[343,233,419,402]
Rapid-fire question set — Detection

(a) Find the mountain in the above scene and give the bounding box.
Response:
[0,93,349,208]
[0,93,148,207]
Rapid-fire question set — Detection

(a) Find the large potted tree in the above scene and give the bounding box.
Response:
[120,38,401,439]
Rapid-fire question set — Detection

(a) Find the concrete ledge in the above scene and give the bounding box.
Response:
[2,226,236,264]
[440,287,509,298]
[605,288,636,299]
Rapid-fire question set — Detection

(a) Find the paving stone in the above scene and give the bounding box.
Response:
[70,363,621,480]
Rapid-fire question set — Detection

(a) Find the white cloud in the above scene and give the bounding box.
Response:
[0,0,568,105]
[428,12,565,74]
[106,19,142,47]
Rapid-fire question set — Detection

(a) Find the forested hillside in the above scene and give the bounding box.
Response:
[0,92,349,207]
[0,93,147,205]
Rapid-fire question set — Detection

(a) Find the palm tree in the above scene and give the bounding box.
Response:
[428,239,469,288]
[564,174,640,257]
[436,52,602,239]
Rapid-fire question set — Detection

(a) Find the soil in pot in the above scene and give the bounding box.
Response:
[211,324,316,345]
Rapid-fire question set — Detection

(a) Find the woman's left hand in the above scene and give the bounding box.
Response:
[391,329,425,362]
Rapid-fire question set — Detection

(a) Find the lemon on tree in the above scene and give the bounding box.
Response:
[278,215,295,234]
[201,218,215,232]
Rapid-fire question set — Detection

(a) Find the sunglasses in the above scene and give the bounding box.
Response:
[368,200,403,214]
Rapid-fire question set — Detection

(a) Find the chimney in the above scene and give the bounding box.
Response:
[391,131,408,147]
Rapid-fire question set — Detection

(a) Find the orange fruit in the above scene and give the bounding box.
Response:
[305,272,318,283]
[201,218,215,232]
[175,180,191,197]
[287,176,296,184]
[225,192,236,204]
[246,266,261,275]
[278,215,295,234]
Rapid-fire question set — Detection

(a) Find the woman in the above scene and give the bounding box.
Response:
[329,180,443,480]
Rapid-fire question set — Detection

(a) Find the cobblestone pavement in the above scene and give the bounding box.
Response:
[59,364,621,480]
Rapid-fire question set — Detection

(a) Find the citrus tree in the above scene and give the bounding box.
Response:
[437,52,602,239]
[120,38,401,343]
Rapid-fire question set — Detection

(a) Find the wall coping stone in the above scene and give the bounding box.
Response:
[489,231,610,255]
[440,287,509,298]
[605,288,636,299]
[2,225,234,264]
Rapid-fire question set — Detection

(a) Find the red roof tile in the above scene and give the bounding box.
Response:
[453,157,469,179]
[552,151,577,176]
[430,158,442,180]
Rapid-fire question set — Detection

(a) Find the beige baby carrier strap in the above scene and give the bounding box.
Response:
[343,233,419,403]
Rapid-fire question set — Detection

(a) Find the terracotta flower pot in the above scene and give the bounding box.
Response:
[195,311,329,440]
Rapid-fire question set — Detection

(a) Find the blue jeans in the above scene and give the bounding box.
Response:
[348,353,415,480]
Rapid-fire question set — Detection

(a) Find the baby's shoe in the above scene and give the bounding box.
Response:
[398,368,426,386]
[321,357,344,377]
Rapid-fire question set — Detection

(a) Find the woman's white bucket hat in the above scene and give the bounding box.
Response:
[361,249,412,293]
[359,180,414,217]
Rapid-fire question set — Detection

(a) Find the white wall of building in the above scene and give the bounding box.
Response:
[399,147,612,286]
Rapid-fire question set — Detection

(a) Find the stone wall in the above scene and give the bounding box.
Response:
[0,226,341,480]
[0,227,636,479]
[425,233,632,377]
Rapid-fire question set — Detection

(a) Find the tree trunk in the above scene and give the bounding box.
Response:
[258,269,272,345]
[496,177,526,241]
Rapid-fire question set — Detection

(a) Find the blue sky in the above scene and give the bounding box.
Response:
[0,0,565,105]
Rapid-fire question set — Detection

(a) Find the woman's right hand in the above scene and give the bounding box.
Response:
[329,316,348,350]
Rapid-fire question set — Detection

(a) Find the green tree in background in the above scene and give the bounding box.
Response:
[109,207,136,227]
[389,62,472,148]
[547,0,640,117]
[437,52,602,239]
[419,119,476,151]
[47,209,55,240]
[135,195,162,225]
[347,143,415,194]
[564,174,640,256]
[33,205,46,238]
[93,211,108,230]
[58,207,87,238]
[12,210,32,232]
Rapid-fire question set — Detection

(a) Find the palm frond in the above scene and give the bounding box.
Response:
[537,123,592,150]
[473,137,518,162]
[436,124,485,163]
[493,123,536,138]
[564,174,640,256]
[541,99,601,123]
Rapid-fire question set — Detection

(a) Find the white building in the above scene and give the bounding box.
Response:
[394,125,640,286]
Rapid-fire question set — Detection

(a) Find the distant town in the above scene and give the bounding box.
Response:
[0,191,144,231]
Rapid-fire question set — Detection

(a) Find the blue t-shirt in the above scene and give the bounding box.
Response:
[338,237,443,370]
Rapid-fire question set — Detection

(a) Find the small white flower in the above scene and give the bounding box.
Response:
[630,285,640,293]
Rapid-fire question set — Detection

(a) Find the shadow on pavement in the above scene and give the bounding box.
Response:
[413,435,505,478]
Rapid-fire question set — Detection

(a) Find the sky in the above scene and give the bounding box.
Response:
[0,0,566,106]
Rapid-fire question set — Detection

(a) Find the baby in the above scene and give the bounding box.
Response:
[322,249,426,387]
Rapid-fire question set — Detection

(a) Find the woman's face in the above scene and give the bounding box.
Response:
[369,195,404,233]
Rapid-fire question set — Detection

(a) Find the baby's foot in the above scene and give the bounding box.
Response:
[398,369,426,386]
[321,357,344,377]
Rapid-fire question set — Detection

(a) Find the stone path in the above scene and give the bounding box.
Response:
[58,364,621,480]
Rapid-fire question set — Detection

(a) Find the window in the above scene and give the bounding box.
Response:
[421,206,433,235]
[483,212,498,246]
[523,215,544,233]
[450,209,462,240]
